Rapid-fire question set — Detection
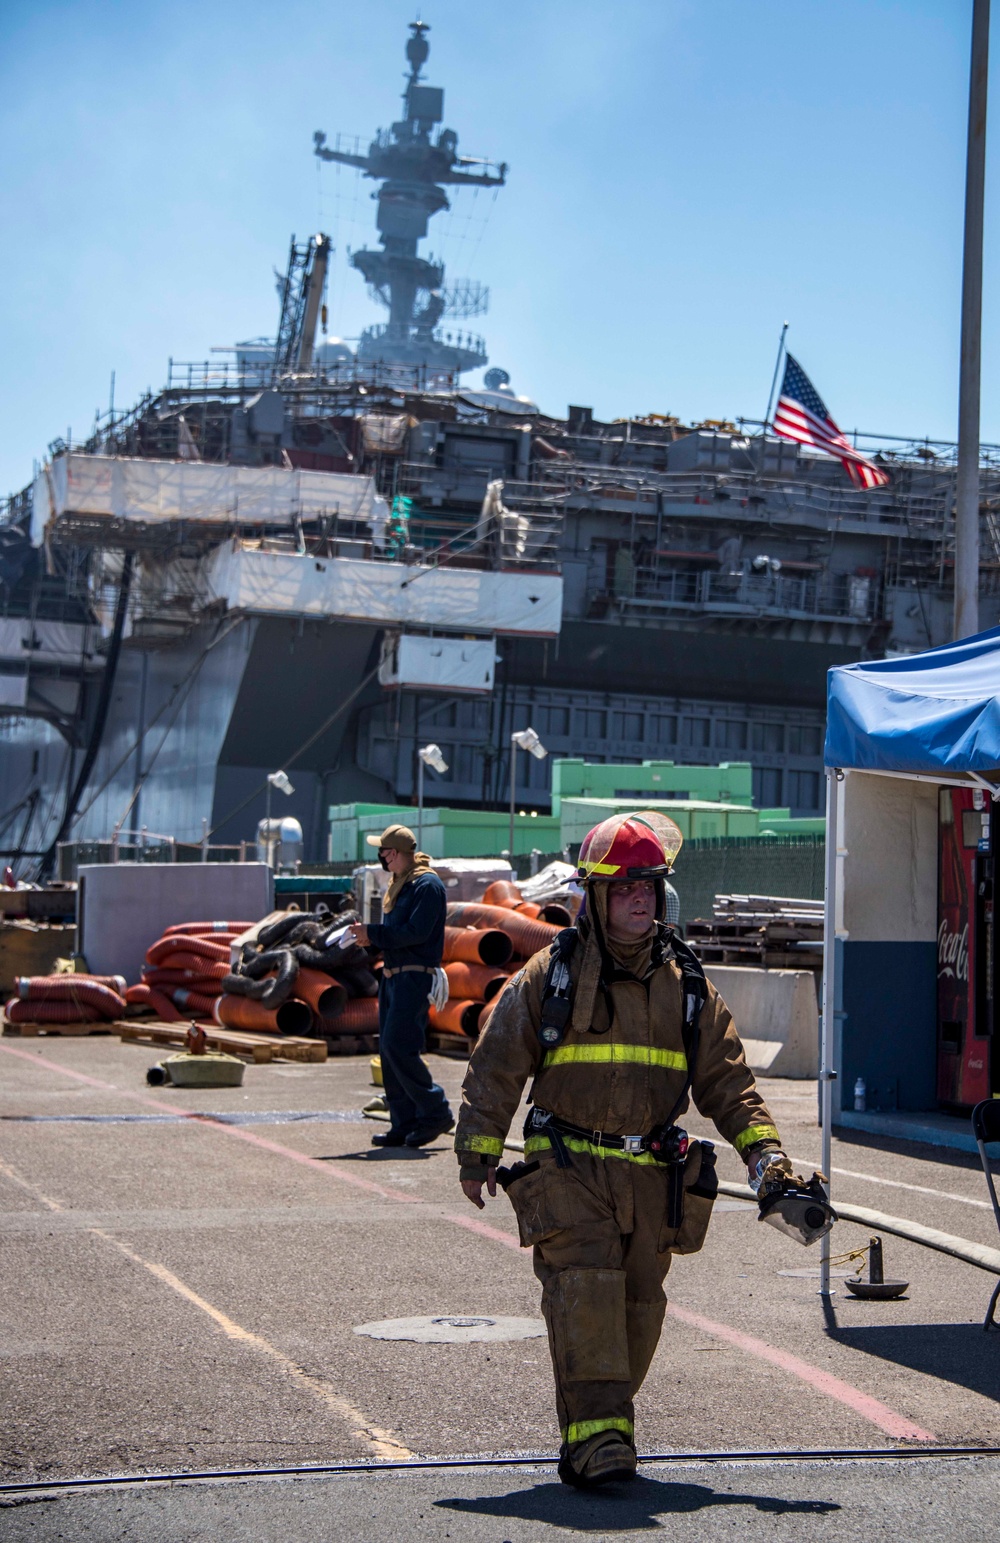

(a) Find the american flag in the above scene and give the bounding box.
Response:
[773,354,890,490]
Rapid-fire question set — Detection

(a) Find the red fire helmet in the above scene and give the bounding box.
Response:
[577,810,684,881]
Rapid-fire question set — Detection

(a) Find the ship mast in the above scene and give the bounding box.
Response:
[313,20,507,378]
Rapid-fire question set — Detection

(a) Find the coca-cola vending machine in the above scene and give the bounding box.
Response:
[937,786,996,1109]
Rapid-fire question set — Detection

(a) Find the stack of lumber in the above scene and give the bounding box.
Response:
[686,894,824,970]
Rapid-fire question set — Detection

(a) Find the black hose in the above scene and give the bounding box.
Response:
[332,963,379,999]
[256,950,299,1009]
[257,912,309,951]
[293,941,368,974]
[0,1445,992,1497]
[223,949,298,1007]
[243,948,293,983]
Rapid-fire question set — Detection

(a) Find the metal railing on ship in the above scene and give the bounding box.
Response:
[606,565,880,625]
[56,827,254,882]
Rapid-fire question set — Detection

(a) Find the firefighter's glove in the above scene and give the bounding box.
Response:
[749,1152,836,1246]
[458,1152,498,1210]
[748,1152,796,1196]
[428,967,449,1014]
[457,1151,496,1184]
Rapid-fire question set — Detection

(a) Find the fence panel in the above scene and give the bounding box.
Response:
[675,835,826,928]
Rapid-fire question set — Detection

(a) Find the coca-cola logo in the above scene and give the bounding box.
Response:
[938,918,969,982]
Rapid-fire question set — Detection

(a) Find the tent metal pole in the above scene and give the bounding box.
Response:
[819,770,841,1300]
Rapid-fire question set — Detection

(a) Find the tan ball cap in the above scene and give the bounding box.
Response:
[366,823,417,853]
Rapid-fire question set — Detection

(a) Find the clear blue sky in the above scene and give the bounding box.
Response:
[0,0,994,494]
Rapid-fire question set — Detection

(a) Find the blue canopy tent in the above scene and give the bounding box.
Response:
[826,625,1000,780]
[818,626,1000,1294]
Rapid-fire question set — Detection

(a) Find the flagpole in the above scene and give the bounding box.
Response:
[763,321,789,431]
[954,0,989,641]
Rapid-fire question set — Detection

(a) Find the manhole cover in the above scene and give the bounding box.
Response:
[353,1315,546,1343]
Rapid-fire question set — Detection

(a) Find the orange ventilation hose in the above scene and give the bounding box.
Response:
[446,903,559,959]
[429,999,483,1038]
[443,961,508,1002]
[482,880,523,909]
[442,927,514,967]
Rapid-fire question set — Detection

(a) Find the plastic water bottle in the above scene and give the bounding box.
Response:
[854,1076,866,1113]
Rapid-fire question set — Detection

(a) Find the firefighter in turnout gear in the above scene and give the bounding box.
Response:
[455,812,784,1489]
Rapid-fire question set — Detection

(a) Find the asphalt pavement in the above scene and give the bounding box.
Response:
[1,1032,999,1536]
[2,1456,999,1541]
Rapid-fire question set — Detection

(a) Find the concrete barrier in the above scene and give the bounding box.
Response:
[78,863,273,986]
[705,965,818,1079]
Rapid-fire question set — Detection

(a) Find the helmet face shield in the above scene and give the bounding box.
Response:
[578,810,684,881]
[758,1185,837,1246]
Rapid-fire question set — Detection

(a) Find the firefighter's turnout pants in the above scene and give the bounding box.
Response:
[506,1139,713,1447]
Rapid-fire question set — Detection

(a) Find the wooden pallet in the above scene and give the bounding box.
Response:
[427,1031,473,1059]
[688,890,824,973]
[3,1020,114,1038]
[695,945,822,970]
[322,1031,379,1057]
[117,1021,327,1064]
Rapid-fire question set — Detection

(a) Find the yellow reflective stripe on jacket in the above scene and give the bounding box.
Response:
[734,1123,781,1154]
[562,1417,634,1445]
[462,1134,505,1158]
[541,1043,687,1073]
[524,1133,663,1167]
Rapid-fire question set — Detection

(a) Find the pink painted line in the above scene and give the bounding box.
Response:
[668,1302,935,1442]
[1,1041,938,1440]
[0,1041,418,1206]
[0,1043,122,1092]
[1,1045,526,1244]
[191,1121,426,1204]
[438,1209,523,1250]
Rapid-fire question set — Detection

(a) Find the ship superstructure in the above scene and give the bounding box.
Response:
[2,22,999,872]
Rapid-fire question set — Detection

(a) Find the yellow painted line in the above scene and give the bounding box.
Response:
[0,1156,411,1462]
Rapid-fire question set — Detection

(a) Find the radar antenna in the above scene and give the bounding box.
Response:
[313,21,506,377]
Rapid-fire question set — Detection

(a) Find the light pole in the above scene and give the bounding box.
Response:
[509,727,547,863]
[417,743,448,847]
[264,769,294,867]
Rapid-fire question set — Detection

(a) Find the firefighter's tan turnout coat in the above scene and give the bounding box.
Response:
[454,932,781,1452]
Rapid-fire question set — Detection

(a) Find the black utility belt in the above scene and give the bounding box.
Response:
[525,1106,689,1164]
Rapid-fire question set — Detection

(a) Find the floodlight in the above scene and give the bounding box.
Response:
[512,726,547,760]
[419,743,449,775]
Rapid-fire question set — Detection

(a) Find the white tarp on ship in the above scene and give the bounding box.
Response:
[377,634,497,694]
[31,454,385,543]
[0,618,100,666]
[206,544,562,637]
